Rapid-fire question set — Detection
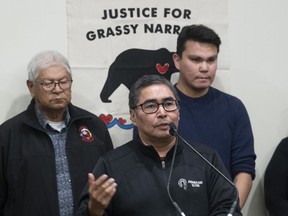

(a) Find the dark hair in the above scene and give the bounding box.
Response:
[129,75,179,109]
[176,24,221,57]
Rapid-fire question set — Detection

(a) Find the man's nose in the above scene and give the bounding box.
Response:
[200,61,209,71]
[157,104,167,116]
[52,83,63,92]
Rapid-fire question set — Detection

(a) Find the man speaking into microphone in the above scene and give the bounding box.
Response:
[77,75,242,216]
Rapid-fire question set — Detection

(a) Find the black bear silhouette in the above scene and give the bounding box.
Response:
[100,48,179,103]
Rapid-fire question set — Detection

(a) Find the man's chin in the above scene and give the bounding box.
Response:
[195,82,210,88]
[50,101,69,109]
[156,130,171,138]
[194,85,210,92]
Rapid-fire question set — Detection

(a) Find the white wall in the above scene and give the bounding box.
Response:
[1,0,287,215]
[229,1,288,215]
[0,0,68,121]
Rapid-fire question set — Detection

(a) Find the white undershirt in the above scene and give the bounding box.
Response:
[47,120,65,132]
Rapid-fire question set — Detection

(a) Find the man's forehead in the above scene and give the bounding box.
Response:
[141,84,172,93]
[139,85,175,101]
[37,66,70,79]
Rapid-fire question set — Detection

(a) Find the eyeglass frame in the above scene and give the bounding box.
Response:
[34,79,73,92]
[131,99,179,114]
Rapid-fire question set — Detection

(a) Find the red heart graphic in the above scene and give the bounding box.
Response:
[99,114,113,125]
[156,63,169,74]
[118,118,126,125]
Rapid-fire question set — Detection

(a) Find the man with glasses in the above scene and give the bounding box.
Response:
[77,75,242,216]
[0,50,113,216]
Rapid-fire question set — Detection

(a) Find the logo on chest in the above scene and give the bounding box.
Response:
[79,125,94,142]
[178,178,203,190]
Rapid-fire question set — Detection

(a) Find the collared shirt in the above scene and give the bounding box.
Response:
[35,105,73,216]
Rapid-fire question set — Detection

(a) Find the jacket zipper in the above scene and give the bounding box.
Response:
[161,160,166,169]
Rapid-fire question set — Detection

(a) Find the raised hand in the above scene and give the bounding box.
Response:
[87,173,117,216]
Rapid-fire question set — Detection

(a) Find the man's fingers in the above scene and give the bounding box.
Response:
[88,173,96,184]
[88,174,117,197]
[88,173,108,186]
[96,181,117,204]
[88,173,117,211]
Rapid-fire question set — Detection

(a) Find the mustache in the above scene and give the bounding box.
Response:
[154,121,171,127]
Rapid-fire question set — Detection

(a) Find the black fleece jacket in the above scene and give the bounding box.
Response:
[77,136,242,216]
[0,99,113,216]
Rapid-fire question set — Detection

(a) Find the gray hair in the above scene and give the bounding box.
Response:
[27,50,72,81]
[129,75,180,109]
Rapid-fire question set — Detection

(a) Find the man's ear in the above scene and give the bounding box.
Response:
[129,109,137,127]
[172,53,180,69]
[26,80,35,97]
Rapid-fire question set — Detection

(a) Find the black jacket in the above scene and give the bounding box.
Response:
[77,137,242,216]
[265,137,288,216]
[0,99,113,216]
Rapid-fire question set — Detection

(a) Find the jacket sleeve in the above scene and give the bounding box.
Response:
[0,126,8,216]
[208,151,242,216]
[104,127,114,152]
[230,99,256,180]
[264,138,288,215]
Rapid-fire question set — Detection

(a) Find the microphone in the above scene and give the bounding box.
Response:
[169,122,178,136]
[166,123,186,216]
[169,122,239,216]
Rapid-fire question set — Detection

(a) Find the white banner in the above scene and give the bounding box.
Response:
[67,0,228,146]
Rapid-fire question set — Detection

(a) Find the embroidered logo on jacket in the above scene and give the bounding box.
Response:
[178,178,203,190]
[79,125,94,142]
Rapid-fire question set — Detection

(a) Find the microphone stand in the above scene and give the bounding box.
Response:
[169,123,239,216]
[167,136,186,216]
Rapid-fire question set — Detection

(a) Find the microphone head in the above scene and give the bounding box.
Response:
[169,122,177,136]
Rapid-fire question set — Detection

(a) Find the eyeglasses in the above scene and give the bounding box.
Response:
[132,100,179,114]
[35,79,73,92]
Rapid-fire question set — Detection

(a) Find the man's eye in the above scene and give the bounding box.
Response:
[144,103,157,109]
[42,82,53,87]
[164,101,174,107]
[191,57,201,63]
[208,58,216,63]
[59,80,68,84]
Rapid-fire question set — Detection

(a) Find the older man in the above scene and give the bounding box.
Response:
[77,75,242,216]
[0,50,113,216]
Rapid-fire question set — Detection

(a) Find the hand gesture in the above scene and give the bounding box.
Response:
[87,173,117,216]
